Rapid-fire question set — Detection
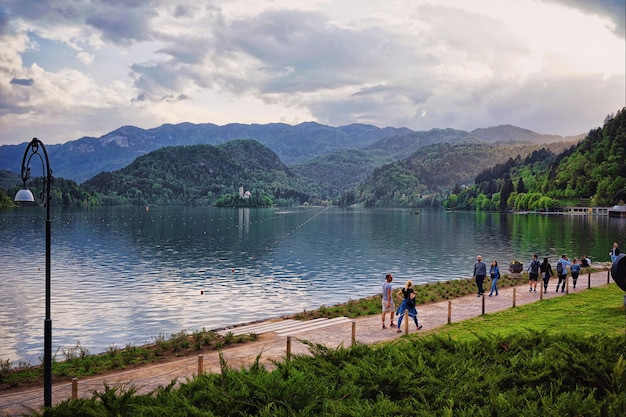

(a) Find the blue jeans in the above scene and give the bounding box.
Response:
[397,306,419,328]
[489,278,498,295]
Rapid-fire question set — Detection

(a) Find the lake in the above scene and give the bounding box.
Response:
[1,206,623,365]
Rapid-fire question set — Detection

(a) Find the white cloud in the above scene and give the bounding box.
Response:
[0,0,623,145]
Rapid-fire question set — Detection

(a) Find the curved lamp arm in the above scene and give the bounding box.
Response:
[14,138,53,206]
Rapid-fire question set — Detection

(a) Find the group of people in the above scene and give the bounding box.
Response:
[474,251,596,297]
[381,274,423,332]
[472,255,501,297]
[525,254,584,293]
[382,242,620,331]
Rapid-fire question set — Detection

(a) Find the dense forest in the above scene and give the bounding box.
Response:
[444,108,626,210]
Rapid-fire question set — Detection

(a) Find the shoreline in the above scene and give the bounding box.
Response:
[3,264,610,372]
[1,268,618,415]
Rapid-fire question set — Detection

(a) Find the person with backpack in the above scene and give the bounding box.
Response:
[555,254,571,293]
[396,280,422,332]
[570,258,581,289]
[540,257,553,292]
[527,254,540,292]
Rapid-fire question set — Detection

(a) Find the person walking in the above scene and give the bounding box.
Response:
[527,254,540,292]
[473,255,487,297]
[610,243,620,264]
[570,258,581,289]
[381,274,396,329]
[488,260,500,296]
[555,254,571,293]
[396,280,422,332]
[541,257,553,292]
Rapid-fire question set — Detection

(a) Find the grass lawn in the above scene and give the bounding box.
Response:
[432,284,625,342]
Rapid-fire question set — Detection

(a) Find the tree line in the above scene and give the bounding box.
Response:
[444,108,625,211]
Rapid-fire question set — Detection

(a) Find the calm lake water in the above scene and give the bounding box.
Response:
[1,206,623,365]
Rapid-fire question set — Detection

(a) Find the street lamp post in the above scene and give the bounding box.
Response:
[14,138,53,408]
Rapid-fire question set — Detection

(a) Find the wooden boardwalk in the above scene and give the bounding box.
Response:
[218,317,354,338]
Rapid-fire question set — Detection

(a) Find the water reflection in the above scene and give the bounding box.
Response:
[1,206,623,365]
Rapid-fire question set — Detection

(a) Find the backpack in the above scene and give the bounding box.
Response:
[530,259,539,273]
[556,261,564,275]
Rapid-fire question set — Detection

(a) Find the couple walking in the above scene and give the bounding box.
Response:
[472,255,500,297]
[381,274,423,332]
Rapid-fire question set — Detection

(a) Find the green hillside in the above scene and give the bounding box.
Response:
[291,149,394,197]
[445,107,626,210]
[84,140,316,206]
[352,141,571,208]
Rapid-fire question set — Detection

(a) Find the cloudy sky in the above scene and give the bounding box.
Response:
[0,0,624,145]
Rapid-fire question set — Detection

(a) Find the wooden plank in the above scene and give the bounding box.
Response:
[276,317,353,337]
[217,320,298,336]
[218,318,328,336]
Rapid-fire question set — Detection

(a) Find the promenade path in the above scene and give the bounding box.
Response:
[1,268,616,416]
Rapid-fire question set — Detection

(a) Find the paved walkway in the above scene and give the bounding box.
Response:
[0,268,614,416]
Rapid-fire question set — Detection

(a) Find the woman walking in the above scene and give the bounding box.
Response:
[488,260,500,296]
[396,280,422,332]
[540,257,553,293]
[570,258,581,289]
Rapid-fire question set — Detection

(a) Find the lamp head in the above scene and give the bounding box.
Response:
[14,187,35,203]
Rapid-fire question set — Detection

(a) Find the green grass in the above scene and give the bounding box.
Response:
[434,284,625,342]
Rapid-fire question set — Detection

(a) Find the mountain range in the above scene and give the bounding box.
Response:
[0,122,579,185]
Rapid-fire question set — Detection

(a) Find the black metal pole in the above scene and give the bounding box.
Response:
[18,138,53,408]
[44,176,52,408]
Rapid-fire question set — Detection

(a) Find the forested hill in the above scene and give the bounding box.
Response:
[348,141,572,208]
[292,125,579,198]
[445,107,626,210]
[542,108,626,205]
[84,140,314,206]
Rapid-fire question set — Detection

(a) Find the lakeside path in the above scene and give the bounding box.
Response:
[1,268,616,416]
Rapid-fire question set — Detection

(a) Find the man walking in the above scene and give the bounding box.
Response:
[527,254,540,292]
[473,255,487,297]
[381,274,396,329]
[555,254,571,293]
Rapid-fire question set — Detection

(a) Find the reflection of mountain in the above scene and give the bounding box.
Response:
[102,206,327,269]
